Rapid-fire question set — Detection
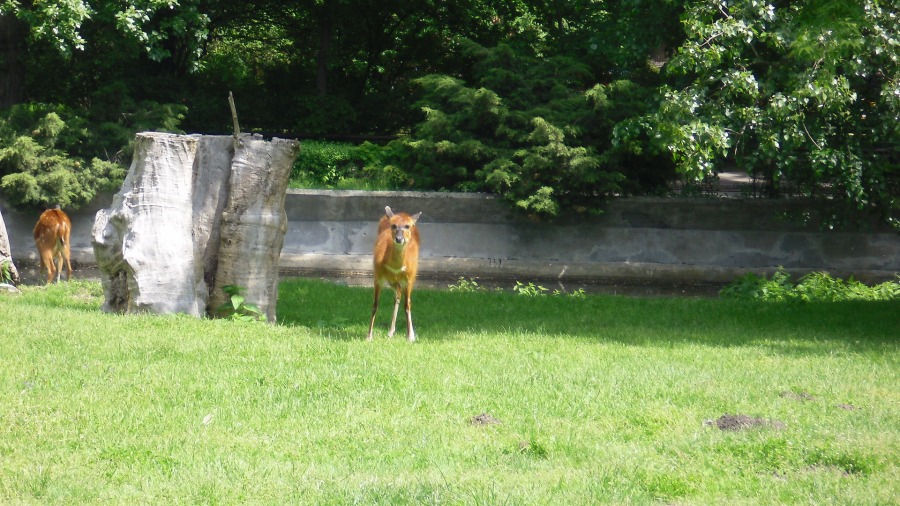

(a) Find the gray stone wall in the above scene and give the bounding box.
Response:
[3,190,898,285]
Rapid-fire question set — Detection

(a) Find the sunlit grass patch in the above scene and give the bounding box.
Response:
[0,278,896,503]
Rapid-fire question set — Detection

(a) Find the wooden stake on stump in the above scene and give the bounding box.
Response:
[228,91,241,148]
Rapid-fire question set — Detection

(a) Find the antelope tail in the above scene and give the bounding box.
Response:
[56,222,69,248]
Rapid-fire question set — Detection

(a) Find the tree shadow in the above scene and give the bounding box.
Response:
[276,277,899,354]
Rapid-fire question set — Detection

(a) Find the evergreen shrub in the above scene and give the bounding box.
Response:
[0,90,186,210]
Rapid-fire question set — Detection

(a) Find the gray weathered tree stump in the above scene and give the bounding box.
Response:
[0,208,21,286]
[91,132,300,321]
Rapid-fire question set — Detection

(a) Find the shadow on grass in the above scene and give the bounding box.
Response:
[277,277,899,353]
[12,277,894,354]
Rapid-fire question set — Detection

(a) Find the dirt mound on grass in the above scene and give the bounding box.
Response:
[780,390,816,401]
[470,413,501,426]
[711,414,786,431]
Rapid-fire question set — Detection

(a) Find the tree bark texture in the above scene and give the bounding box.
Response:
[91,132,300,321]
[0,208,21,285]
[315,0,334,96]
[209,136,298,321]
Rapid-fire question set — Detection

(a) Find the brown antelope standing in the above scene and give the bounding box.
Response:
[33,207,73,284]
[367,206,422,342]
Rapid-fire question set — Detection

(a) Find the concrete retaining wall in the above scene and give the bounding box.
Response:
[3,190,898,285]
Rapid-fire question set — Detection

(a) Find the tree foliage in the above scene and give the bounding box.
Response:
[617,0,899,228]
[0,0,895,228]
[383,40,627,215]
[1,0,208,63]
[0,99,184,209]
[0,0,196,208]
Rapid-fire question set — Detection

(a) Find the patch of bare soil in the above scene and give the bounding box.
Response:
[806,464,854,477]
[470,412,501,426]
[13,262,101,286]
[709,414,786,431]
[836,403,858,411]
[780,390,816,401]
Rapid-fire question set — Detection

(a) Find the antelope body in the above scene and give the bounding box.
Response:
[367,206,422,342]
[34,207,73,284]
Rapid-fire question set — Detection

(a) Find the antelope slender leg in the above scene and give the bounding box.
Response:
[388,285,401,337]
[40,250,54,284]
[405,285,415,342]
[63,247,72,281]
[367,283,381,340]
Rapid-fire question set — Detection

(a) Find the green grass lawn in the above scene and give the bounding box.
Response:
[1,278,897,504]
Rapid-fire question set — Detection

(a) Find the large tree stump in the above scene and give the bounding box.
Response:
[0,208,21,286]
[92,133,204,315]
[209,136,298,322]
[91,132,300,320]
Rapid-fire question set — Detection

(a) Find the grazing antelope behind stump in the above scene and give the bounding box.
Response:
[34,207,73,284]
[367,206,422,342]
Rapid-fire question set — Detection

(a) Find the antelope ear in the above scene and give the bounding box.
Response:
[385,206,394,217]
[411,212,422,224]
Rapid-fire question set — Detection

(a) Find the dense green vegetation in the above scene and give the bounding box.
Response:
[0,1,896,225]
[0,279,897,503]
[288,140,397,190]
[720,269,900,302]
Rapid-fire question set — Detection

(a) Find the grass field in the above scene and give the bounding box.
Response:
[1,278,897,504]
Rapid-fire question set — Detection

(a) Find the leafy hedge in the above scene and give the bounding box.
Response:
[289,141,403,191]
[720,268,900,302]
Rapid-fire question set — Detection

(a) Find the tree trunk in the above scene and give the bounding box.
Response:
[0,208,21,286]
[316,0,334,96]
[92,133,204,316]
[209,136,298,322]
[0,12,27,108]
[191,135,235,296]
[92,132,300,321]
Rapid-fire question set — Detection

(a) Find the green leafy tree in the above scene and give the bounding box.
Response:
[0,93,185,210]
[0,0,208,67]
[193,0,535,135]
[617,0,899,228]
[0,1,194,210]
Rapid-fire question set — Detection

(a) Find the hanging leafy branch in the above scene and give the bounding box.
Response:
[617,0,899,228]
[1,0,208,63]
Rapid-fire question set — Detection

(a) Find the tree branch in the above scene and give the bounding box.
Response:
[228,91,241,146]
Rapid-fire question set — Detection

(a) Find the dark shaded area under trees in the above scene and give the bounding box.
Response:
[0,0,896,228]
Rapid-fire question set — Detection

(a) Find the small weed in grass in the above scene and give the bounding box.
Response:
[448,276,489,293]
[215,284,266,322]
[0,259,14,284]
[513,280,548,297]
